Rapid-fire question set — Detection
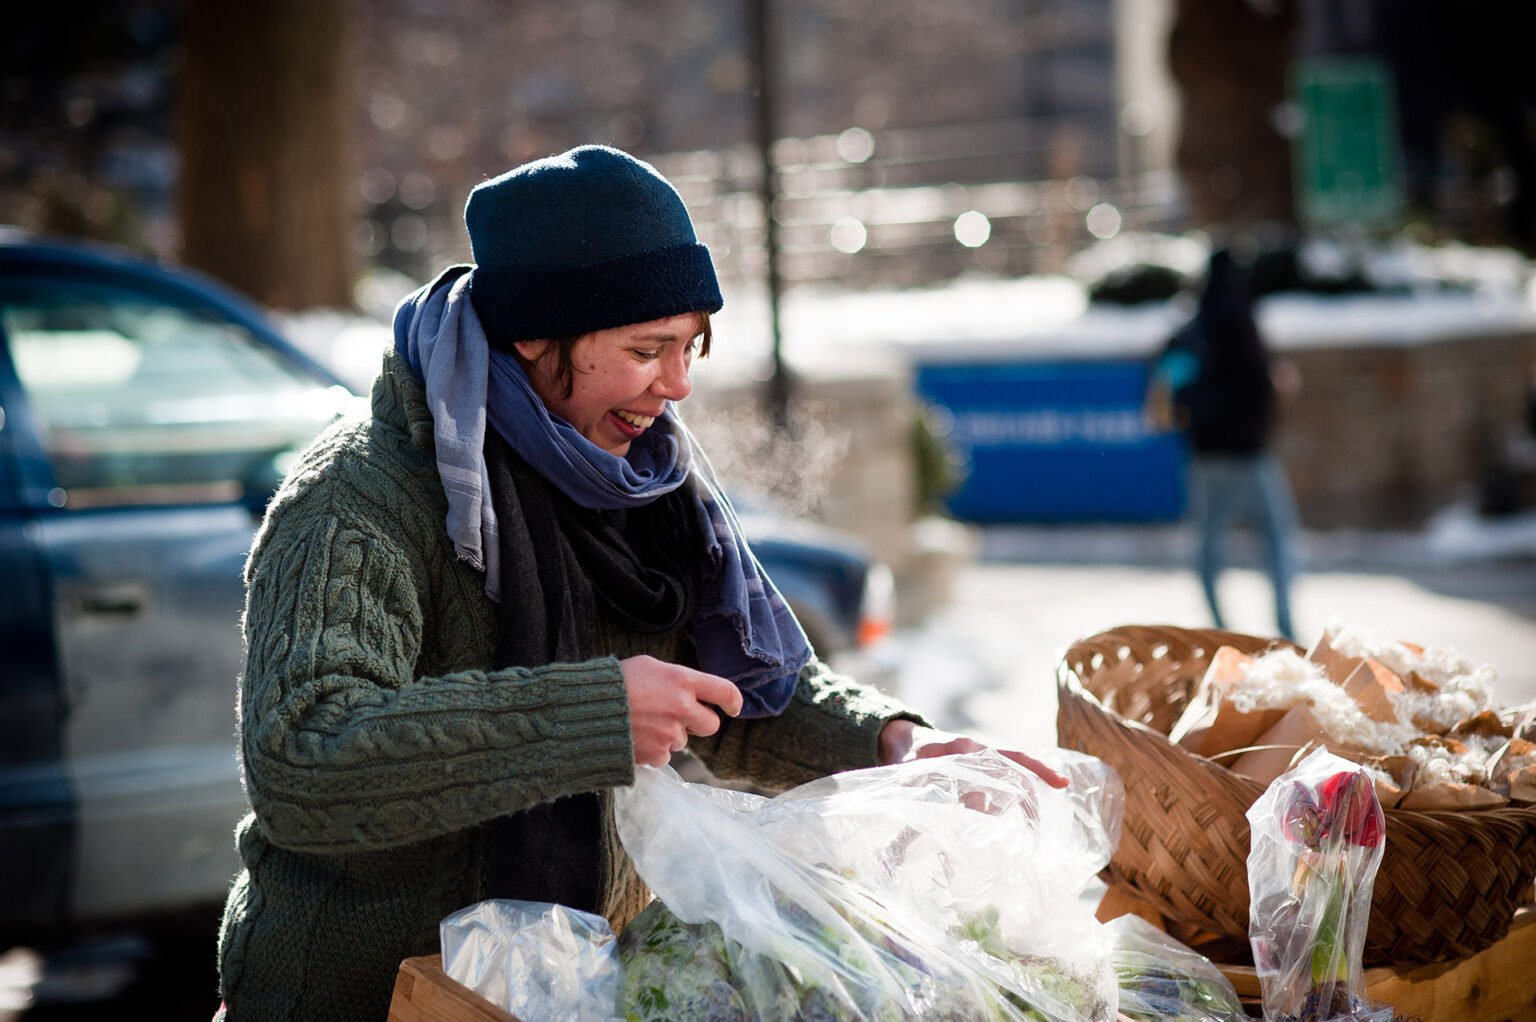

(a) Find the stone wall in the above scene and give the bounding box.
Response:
[1280,330,1536,529]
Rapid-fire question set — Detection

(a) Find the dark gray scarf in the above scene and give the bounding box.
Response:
[478,428,699,911]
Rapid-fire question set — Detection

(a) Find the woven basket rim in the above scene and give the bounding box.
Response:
[1057,622,1536,965]
[1058,623,1536,824]
[1055,657,1265,804]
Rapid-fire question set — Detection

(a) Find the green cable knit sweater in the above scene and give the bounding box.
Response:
[216,350,922,1021]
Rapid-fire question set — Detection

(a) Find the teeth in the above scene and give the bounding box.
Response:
[615,410,655,429]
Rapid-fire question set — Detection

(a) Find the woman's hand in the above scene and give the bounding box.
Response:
[621,655,743,767]
[877,719,1069,788]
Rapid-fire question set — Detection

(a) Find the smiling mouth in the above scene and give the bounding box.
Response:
[613,410,656,429]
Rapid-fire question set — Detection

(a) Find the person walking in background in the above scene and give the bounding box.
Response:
[1148,247,1301,641]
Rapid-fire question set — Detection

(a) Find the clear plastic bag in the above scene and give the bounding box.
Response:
[1105,913,1248,1022]
[1245,747,1393,1022]
[439,899,622,1022]
[615,749,1126,1021]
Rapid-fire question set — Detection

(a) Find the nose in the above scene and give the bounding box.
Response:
[652,349,693,401]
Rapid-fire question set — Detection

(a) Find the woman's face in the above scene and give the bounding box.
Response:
[514,313,703,457]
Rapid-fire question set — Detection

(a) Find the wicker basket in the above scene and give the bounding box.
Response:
[1056,624,1536,966]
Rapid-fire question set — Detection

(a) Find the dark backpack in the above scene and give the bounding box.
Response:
[1149,318,1215,433]
[1155,314,1273,454]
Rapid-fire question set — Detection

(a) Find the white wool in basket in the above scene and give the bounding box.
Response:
[1321,619,1498,733]
[1224,649,1420,755]
[1399,669,1500,733]
[1216,629,1506,784]
[1325,620,1476,683]
[1406,736,1507,787]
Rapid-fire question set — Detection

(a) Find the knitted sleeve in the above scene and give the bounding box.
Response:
[237,472,635,856]
[688,658,928,792]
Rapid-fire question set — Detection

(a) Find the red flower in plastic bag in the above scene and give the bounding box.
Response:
[1279,781,1323,847]
[1316,770,1384,848]
[1259,757,1388,1017]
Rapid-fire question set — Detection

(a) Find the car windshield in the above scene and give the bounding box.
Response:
[2,278,354,506]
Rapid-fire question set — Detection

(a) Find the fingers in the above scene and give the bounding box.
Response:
[686,668,743,718]
[1000,750,1070,789]
[636,709,715,768]
[905,725,1071,790]
[620,656,741,768]
[681,700,724,739]
[908,732,981,760]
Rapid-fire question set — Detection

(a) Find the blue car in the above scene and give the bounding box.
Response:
[0,230,890,941]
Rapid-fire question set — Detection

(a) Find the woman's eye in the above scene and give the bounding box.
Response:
[633,349,661,361]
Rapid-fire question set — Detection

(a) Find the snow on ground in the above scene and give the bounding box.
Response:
[277,306,394,395]
[1414,498,1536,562]
[277,277,1536,397]
[706,269,1536,381]
[973,499,1536,570]
[1260,288,1536,349]
[285,234,1536,391]
[840,510,1536,762]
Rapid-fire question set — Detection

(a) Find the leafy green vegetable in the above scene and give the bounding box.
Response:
[620,899,1113,1022]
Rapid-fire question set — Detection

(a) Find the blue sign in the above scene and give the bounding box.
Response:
[915,359,1186,522]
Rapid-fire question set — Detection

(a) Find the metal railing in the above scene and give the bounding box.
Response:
[650,122,1189,291]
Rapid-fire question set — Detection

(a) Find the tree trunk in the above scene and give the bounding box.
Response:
[177,0,354,310]
[1168,0,1299,232]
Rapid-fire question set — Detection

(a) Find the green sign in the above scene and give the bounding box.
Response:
[1293,58,1403,227]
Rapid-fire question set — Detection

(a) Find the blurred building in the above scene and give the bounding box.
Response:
[1,0,1532,297]
[1299,0,1536,253]
[352,0,1181,291]
[0,2,181,252]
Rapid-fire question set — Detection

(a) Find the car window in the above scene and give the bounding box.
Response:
[0,277,352,509]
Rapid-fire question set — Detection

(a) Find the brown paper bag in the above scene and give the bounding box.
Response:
[1340,660,1405,724]
[1169,647,1287,759]
[1370,775,1406,810]
[1492,736,1536,769]
[1398,782,1508,810]
[1309,633,1405,724]
[1489,738,1536,801]
[1397,736,1507,809]
[1358,754,1417,810]
[1511,703,1536,742]
[1506,765,1536,804]
[1307,631,1362,684]
[1408,734,1469,757]
[1448,710,1512,740]
[1228,703,1324,786]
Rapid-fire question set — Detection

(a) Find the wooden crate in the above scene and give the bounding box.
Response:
[1219,908,1536,1022]
[1100,884,1536,1021]
[384,950,1137,1022]
[390,908,1536,1021]
[387,955,521,1022]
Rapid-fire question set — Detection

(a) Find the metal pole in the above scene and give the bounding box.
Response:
[749,0,790,426]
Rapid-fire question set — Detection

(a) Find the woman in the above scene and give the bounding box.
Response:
[215,145,1062,1021]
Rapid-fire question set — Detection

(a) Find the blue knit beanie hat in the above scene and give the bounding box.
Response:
[464,144,723,346]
